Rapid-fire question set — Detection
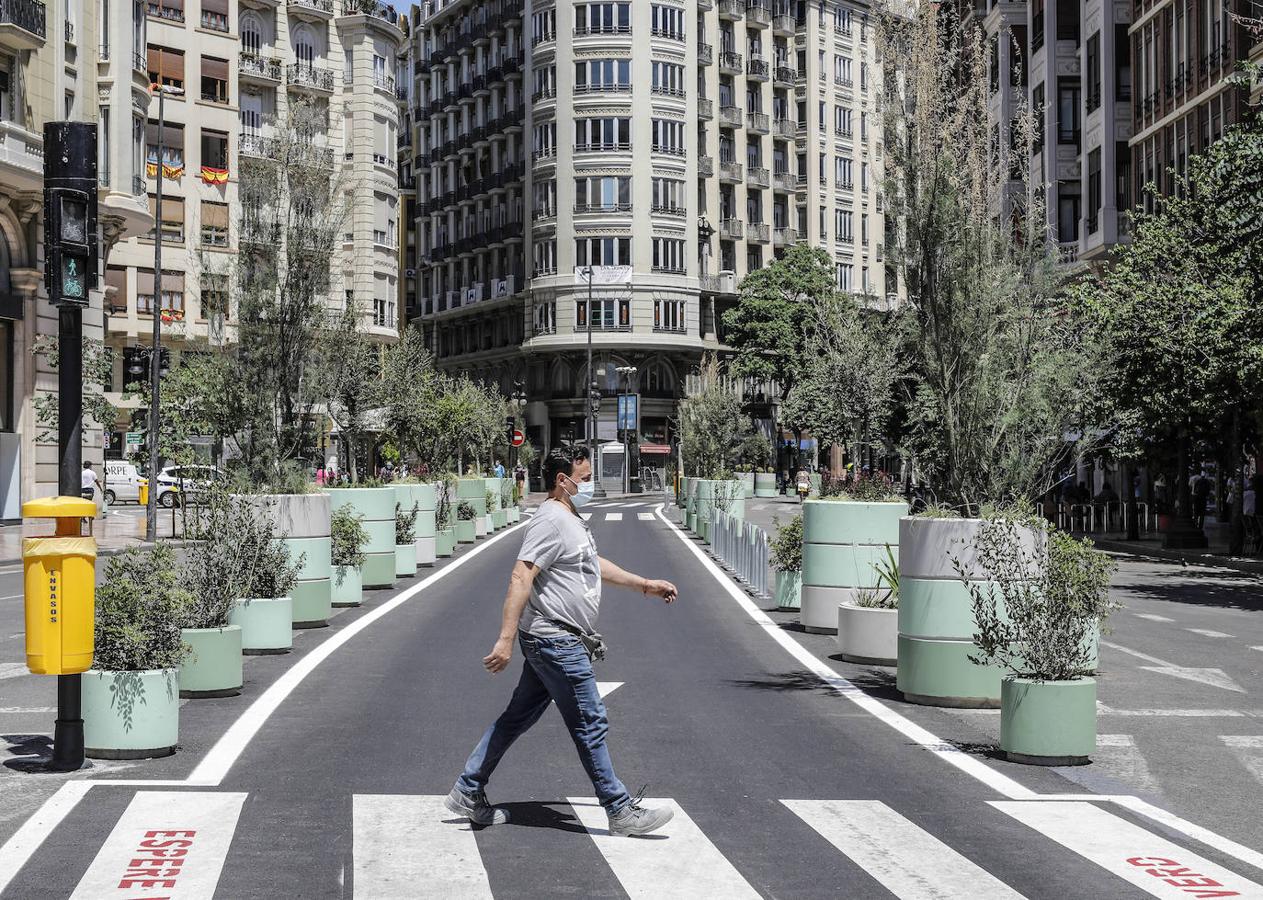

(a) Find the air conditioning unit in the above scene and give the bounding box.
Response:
[465,287,479,304]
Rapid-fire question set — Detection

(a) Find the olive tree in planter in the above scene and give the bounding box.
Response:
[961,515,1117,765]
[483,488,499,533]
[227,503,303,655]
[395,501,419,577]
[455,500,477,543]
[435,477,457,556]
[770,513,803,611]
[331,506,369,607]
[324,484,398,589]
[503,478,519,524]
[86,545,190,758]
[837,545,900,666]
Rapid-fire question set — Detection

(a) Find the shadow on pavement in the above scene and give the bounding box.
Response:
[1113,567,1263,612]
[489,801,590,836]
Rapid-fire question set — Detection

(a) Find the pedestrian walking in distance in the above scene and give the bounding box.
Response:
[446,447,679,836]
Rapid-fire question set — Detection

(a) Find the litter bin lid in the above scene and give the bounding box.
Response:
[22,496,98,519]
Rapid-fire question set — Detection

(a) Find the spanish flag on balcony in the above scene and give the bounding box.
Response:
[201,166,229,185]
[146,159,185,179]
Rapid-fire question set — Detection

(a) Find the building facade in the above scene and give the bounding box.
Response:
[403,0,891,468]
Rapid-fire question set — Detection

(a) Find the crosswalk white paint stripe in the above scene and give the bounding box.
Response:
[1220,736,1263,785]
[1095,735,1163,796]
[1134,613,1176,623]
[1185,629,1233,638]
[353,795,493,899]
[638,512,654,521]
[782,800,1025,899]
[70,791,246,900]
[1098,702,1246,717]
[991,801,1263,899]
[596,682,623,699]
[580,513,592,521]
[0,663,30,681]
[566,797,761,899]
[605,513,623,521]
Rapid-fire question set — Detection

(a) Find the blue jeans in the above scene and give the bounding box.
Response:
[457,632,631,814]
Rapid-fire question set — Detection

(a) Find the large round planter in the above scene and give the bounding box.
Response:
[332,565,363,608]
[837,602,898,666]
[485,477,504,512]
[694,480,714,542]
[457,479,488,533]
[476,515,490,536]
[897,517,1038,708]
[774,569,802,610]
[716,479,746,521]
[436,527,456,556]
[492,508,508,529]
[800,500,907,634]
[395,542,417,577]
[178,626,243,698]
[325,487,396,590]
[395,483,437,567]
[754,472,778,498]
[242,493,332,628]
[1000,676,1096,765]
[456,519,476,543]
[84,668,179,759]
[229,596,293,654]
[507,506,520,524]
[736,472,755,496]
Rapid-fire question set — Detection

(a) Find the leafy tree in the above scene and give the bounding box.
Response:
[677,356,747,477]
[380,328,446,471]
[32,335,118,447]
[312,301,382,482]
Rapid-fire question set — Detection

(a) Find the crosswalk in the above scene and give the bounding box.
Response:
[49,790,1263,899]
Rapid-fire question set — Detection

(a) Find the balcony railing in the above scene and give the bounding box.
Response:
[697,41,713,64]
[574,82,632,94]
[773,65,796,86]
[0,0,47,41]
[748,223,770,242]
[774,117,795,139]
[239,53,282,81]
[719,218,743,239]
[747,165,769,187]
[698,98,714,119]
[747,111,770,133]
[773,14,796,35]
[718,0,745,19]
[287,63,335,91]
[747,57,769,79]
[289,0,333,14]
[772,170,796,191]
[133,174,146,196]
[719,50,743,74]
[746,4,771,27]
[720,160,743,181]
[773,226,797,246]
[719,105,743,128]
[574,141,632,153]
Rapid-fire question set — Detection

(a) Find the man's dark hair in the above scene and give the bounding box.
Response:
[543,446,590,491]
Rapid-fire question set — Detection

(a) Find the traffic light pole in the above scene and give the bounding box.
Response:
[145,86,167,543]
[583,267,606,498]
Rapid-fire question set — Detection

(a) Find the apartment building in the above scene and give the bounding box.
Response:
[403,0,891,463]
[100,0,405,457]
[1,0,153,517]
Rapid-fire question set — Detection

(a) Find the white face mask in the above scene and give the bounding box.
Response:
[564,475,595,508]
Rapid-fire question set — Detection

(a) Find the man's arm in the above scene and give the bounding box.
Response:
[598,557,678,604]
[483,560,539,674]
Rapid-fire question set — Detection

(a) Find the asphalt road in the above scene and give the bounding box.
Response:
[1,501,1262,898]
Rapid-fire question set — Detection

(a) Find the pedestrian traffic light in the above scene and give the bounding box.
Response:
[42,123,99,308]
[504,415,516,442]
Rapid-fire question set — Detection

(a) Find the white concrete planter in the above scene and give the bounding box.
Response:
[243,492,332,628]
[476,515,489,537]
[84,668,179,759]
[229,597,293,654]
[836,602,898,666]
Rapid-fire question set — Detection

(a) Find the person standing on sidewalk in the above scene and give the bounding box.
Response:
[445,447,679,836]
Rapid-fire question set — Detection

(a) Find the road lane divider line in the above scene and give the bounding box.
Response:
[1219,736,1263,785]
[1094,735,1163,797]
[566,797,762,899]
[781,799,1026,899]
[353,795,493,899]
[69,790,246,900]
[605,513,623,521]
[596,682,623,699]
[991,801,1263,899]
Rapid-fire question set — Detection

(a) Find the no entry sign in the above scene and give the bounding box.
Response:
[511,429,525,447]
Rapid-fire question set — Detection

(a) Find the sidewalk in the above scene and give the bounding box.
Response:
[0,505,193,565]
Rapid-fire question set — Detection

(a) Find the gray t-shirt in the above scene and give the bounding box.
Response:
[517,499,602,638]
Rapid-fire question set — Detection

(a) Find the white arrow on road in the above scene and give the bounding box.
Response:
[597,682,623,699]
[1103,641,1245,693]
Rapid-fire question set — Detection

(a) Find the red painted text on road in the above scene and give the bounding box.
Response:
[114,829,197,896]
[1127,857,1242,898]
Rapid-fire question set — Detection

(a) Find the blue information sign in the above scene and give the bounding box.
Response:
[617,394,638,431]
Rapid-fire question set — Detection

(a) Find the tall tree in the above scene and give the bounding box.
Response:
[677,356,748,477]
[311,300,381,482]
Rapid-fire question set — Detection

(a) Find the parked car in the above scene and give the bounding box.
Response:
[154,465,226,508]
[102,460,145,505]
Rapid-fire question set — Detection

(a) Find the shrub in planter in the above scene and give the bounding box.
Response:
[961,515,1117,765]
[331,506,369,607]
[837,545,900,665]
[87,545,190,758]
[395,502,419,577]
[435,477,457,556]
[456,500,477,543]
[770,514,803,611]
[484,489,498,531]
[227,501,303,655]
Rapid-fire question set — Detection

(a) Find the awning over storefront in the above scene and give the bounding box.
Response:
[639,444,671,454]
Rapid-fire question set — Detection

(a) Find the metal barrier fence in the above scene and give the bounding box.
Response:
[1055,501,1153,534]
[709,509,770,598]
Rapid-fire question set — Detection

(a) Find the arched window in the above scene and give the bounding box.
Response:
[0,232,12,294]
[550,359,573,397]
[293,25,315,66]
[642,358,676,397]
[240,13,263,55]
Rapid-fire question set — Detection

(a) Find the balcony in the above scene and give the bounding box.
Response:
[773,118,795,140]
[746,111,770,133]
[287,0,333,19]
[773,65,795,88]
[574,202,633,214]
[773,226,797,246]
[719,50,742,75]
[773,13,796,36]
[0,120,43,191]
[697,41,712,65]
[719,160,743,182]
[747,166,769,188]
[697,0,712,8]
[747,57,769,81]
[748,223,770,242]
[700,272,737,294]
[718,0,744,21]
[698,98,714,119]
[719,105,743,128]
[239,131,275,157]
[574,82,632,95]
[719,218,743,239]
[772,170,796,191]
[239,53,282,84]
[286,63,335,93]
[746,4,771,28]
[699,155,714,177]
[0,0,46,49]
[574,141,632,154]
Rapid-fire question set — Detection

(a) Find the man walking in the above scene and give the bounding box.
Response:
[445,448,679,836]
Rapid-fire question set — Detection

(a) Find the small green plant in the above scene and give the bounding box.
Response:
[872,543,899,608]
[181,491,272,629]
[396,502,419,544]
[435,476,455,530]
[823,473,903,503]
[770,513,804,573]
[484,488,496,513]
[96,544,191,671]
[915,502,962,519]
[457,500,477,521]
[501,478,514,505]
[331,506,369,569]
[853,587,896,609]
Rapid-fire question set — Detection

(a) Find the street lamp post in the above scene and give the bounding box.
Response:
[616,365,637,494]
[580,265,606,497]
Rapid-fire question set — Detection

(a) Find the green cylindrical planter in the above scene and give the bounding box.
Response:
[396,483,438,566]
[897,517,1039,708]
[736,472,755,496]
[456,519,476,543]
[326,487,397,589]
[754,472,777,498]
[774,569,802,610]
[436,527,456,556]
[84,668,179,759]
[240,493,332,627]
[229,596,293,654]
[1000,677,1097,765]
[492,508,508,529]
[396,542,417,577]
[457,478,488,536]
[332,565,363,607]
[800,500,907,634]
[178,626,243,698]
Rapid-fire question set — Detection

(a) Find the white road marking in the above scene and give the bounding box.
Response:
[0,593,23,601]
[992,801,1263,899]
[782,799,1024,899]
[70,791,246,900]
[1134,613,1175,623]
[1252,646,1263,653]
[567,797,761,899]
[637,512,654,521]
[1095,735,1163,796]
[1185,629,1233,638]
[0,663,29,680]
[1098,702,1247,718]
[596,682,623,699]
[353,795,492,899]
[580,513,593,521]
[0,707,55,714]
[605,513,623,521]
[1220,736,1263,785]
[1104,640,1245,692]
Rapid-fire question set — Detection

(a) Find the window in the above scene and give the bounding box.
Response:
[652,238,686,273]
[146,121,184,174]
[1057,187,1080,242]
[834,155,853,188]
[1085,32,1101,112]
[531,7,555,45]
[200,274,228,341]
[746,245,762,271]
[574,59,631,92]
[575,236,631,266]
[746,189,763,223]
[860,62,867,91]
[654,299,685,332]
[1057,77,1081,145]
[1115,140,1132,218]
[532,65,557,101]
[1055,0,1079,44]
[200,200,229,247]
[533,239,557,275]
[534,179,557,217]
[1087,148,1101,234]
[147,46,185,91]
[372,54,391,90]
[989,38,999,93]
[861,213,869,245]
[836,7,851,33]
[532,120,557,158]
[292,24,316,66]
[861,161,868,191]
[836,262,853,291]
[651,118,685,155]
[148,0,183,22]
[240,13,263,54]
[137,269,184,315]
[651,62,685,96]
[835,56,852,86]
[575,2,630,34]
[1114,25,1131,100]
[200,129,228,171]
[201,0,228,31]
[651,177,685,212]
[835,209,853,242]
[1032,82,1045,151]
[835,105,852,136]
[575,176,631,210]
[651,4,685,38]
[1011,26,1028,85]
[534,301,557,334]
[575,117,630,151]
[98,106,110,184]
[575,297,629,329]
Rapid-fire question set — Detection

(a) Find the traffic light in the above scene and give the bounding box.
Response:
[504,415,515,443]
[43,123,99,308]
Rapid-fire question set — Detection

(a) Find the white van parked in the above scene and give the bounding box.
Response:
[103,460,145,504]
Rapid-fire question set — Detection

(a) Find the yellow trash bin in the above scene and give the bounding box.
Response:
[22,497,98,676]
[138,479,149,507]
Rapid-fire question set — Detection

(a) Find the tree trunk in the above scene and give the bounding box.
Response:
[1126,462,1140,541]
[1163,432,1208,549]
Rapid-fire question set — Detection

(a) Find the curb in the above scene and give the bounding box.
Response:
[2,539,197,568]
[1091,538,1263,575]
